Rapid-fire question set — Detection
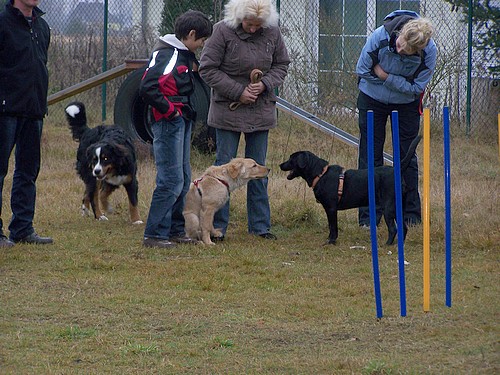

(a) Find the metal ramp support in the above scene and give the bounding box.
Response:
[47,59,148,106]
[276,97,394,165]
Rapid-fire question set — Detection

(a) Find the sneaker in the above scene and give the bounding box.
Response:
[0,234,15,248]
[259,232,277,240]
[143,237,176,249]
[170,236,197,244]
[14,232,53,244]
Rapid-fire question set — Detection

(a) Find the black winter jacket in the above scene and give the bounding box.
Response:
[0,1,50,119]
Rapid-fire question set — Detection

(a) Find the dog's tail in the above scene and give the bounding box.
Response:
[400,135,422,172]
[65,101,89,142]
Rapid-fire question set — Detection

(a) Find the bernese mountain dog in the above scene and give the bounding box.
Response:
[65,101,143,224]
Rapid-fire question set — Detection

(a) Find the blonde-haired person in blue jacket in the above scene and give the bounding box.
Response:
[356,10,436,228]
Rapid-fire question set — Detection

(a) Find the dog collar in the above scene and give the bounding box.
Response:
[311,166,329,189]
[337,170,345,201]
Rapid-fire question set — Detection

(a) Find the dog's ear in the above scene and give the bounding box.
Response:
[227,162,243,179]
[86,144,97,161]
[296,153,310,169]
[112,143,129,158]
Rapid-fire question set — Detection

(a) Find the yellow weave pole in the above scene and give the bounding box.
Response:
[423,108,431,312]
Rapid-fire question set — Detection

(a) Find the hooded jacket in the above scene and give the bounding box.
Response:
[139,34,198,122]
[199,16,290,132]
[356,10,437,105]
[0,1,50,119]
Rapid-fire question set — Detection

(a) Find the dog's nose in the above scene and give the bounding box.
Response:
[93,168,101,176]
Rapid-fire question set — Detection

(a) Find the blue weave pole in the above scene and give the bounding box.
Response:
[391,111,407,317]
[367,110,383,318]
[443,106,452,307]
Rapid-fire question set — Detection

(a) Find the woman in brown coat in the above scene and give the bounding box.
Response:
[199,0,290,241]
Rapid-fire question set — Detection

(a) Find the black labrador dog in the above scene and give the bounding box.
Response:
[280,135,421,245]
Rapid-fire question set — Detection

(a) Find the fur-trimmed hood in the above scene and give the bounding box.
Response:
[223,0,279,29]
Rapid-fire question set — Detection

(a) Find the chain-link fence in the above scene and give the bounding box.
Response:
[42,0,498,141]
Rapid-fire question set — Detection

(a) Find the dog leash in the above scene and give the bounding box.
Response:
[418,90,425,115]
[229,69,263,111]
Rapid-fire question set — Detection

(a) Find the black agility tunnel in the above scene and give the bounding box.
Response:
[113,67,216,154]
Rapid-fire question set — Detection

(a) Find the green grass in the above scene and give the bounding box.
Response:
[0,113,498,374]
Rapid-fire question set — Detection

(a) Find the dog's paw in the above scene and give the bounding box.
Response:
[132,220,144,225]
[80,205,91,217]
[212,229,223,238]
[98,215,109,221]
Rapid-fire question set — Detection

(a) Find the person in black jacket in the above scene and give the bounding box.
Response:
[140,10,212,248]
[0,0,53,247]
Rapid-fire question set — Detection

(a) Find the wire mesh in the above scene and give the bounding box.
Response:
[40,0,498,140]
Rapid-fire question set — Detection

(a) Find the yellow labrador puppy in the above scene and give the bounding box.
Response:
[183,158,270,245]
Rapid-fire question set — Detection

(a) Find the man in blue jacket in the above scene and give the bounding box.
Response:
[356,10,436,228]
[0,0,52,246]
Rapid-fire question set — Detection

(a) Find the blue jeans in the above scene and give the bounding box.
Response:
[144,116,192,240]
[213,129,271,236]
[0,116,43,240]
[357,91,421,225]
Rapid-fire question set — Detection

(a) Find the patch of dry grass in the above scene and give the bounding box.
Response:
[0,113,498,374]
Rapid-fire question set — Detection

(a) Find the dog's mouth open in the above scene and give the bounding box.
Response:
[93,163,114,181]
[93,168,108,180]
[279,163,297,180]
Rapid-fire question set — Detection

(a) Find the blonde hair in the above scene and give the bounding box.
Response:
[223,0,279,29]
[398,18,434,53]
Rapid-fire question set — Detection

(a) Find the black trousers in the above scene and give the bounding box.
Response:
[357,91,422,226]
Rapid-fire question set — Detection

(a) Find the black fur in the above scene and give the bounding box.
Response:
[65,101,142,223]
[280,136,421,245]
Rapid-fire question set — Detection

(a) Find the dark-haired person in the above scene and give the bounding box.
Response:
[0,0,52,247]
[356,10,436,228]
[140,10,213,248]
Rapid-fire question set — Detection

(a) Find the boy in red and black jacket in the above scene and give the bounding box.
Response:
[140,10,212,249]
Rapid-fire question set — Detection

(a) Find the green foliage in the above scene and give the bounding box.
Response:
[121,342,161,356]
[444,0,500,74]
[159,0,220,35]
[213,337,234,348]
[362,360,394,374]
[56,326,97,340]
